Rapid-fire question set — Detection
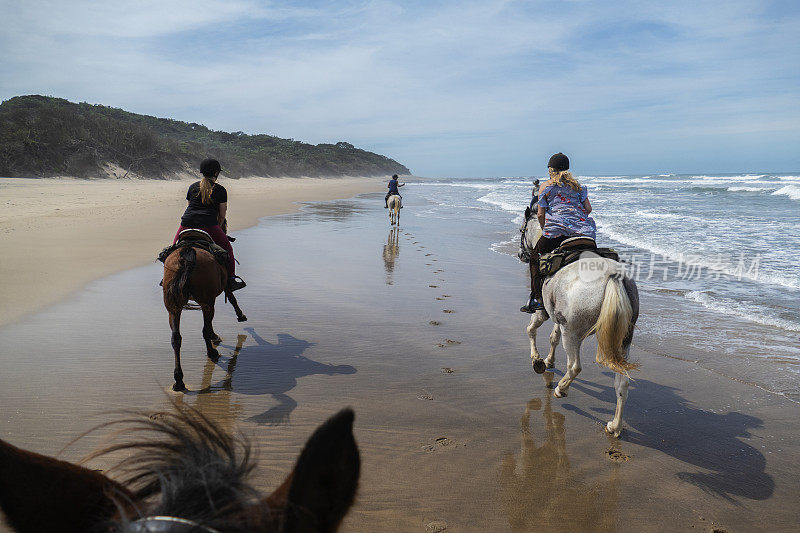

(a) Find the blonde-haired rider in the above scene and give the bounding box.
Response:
[521,153,596,313]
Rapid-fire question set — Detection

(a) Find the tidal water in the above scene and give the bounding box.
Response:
[411,173,800,401]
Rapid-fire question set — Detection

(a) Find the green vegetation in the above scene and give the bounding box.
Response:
[0,95,410,179]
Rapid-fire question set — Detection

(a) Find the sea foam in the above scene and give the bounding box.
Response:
[685,291,800,332]
[727,186,768,192]
[772,184,800,201]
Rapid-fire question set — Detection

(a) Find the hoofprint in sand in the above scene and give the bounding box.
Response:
[1,189,798,531]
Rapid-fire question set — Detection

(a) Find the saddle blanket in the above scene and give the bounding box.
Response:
[157,239,229,268]
[539,244,619,277]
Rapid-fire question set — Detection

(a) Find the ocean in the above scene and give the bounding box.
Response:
[409,173,800,401]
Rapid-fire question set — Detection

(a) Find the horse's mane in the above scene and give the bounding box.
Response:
[83,400,264,532]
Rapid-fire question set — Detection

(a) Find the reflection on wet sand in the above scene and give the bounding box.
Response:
[382,227,400,284]
[190,334,247,432]
[299,199,367,222]
[501,373,619,532]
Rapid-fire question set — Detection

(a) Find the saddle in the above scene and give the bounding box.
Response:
[538,237,619,277]
[157,229,229,269]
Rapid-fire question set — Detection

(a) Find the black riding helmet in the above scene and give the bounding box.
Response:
[547,153,569,171]
[200,158,222,178]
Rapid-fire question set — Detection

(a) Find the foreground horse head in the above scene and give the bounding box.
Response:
[164,245,246,391]
[524,224,639,437]
[0,404,360,532]
[387,195,401,225]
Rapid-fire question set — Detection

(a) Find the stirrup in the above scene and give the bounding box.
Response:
[520,298,545,313]
[228,276,247,292]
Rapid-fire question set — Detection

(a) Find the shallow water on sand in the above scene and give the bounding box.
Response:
[1,191,799,531]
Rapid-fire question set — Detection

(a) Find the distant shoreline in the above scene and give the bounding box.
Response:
[0,175,383,326]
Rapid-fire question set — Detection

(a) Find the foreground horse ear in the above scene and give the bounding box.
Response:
[0,438,130,533]
[264,409,360,532]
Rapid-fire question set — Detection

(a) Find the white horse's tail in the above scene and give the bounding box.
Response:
[587,275,638,374]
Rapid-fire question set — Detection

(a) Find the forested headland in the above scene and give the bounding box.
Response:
[0,95,410,179]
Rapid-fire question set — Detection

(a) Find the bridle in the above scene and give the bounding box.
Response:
[129,516,221,533]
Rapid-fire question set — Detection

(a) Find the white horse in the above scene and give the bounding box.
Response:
[388,194,402,225]
[523,222,639,437]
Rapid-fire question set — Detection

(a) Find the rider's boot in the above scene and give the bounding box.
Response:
[520,292,545,313]
[228,276,247,292]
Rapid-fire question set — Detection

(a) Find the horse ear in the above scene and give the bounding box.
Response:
[524,206,531,220]
[262,409,360,532]
[0,438,130,533]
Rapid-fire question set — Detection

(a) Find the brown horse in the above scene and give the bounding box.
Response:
[163,244,246,391]
[0,404,360,532]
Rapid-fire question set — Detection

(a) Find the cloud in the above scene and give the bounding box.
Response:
[1,0,798,175]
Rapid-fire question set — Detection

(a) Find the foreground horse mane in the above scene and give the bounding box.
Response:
[86,401,263,531]
[0,401,360,533]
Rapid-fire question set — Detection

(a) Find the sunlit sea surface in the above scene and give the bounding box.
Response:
[410,173,800,401]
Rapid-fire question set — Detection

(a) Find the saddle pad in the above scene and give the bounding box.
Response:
[539,247,619,277]
[559,236,596,249]
[157,240,229,269]
[177,228,213,242]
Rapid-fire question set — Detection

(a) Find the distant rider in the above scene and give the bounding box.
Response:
[173,158,246,291]
[521,153,596,313]
[519,178,541,258]
[530,178,541,211]
[384,174,405,208]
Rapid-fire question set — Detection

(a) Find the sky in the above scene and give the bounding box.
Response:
[1,0,799,177]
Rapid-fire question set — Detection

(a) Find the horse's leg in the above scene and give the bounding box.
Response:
[606,366,630,438]
[226,289,248,322]
[201,304,220,361]
[545,324,561,369]
[527,310,548,372]
[554,331,582,398]
[169,310,185,391]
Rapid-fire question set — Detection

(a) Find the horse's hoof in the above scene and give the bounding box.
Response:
[545,361,555,369]
[554,386,566,398]
[532,359,546,374]
[211,335,222,344]
[605,422,622,438]
[172,382,186,392]
[237,314,248,322]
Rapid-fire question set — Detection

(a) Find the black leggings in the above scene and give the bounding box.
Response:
[529,235,568,300]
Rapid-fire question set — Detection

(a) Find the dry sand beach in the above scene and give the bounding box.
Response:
[1,183,799,531]
[0,176,383,325]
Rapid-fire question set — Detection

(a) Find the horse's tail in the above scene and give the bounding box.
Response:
[587,274,638,374]
[165,247,196,311]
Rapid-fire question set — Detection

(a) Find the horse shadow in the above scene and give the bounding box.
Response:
[559,371,774,503]
[207,327,356,426]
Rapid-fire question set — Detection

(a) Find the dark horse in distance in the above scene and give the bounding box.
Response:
[0,404,360,532]
[163,231,247,391]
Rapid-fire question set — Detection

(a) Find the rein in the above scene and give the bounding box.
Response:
[129,516,221,533]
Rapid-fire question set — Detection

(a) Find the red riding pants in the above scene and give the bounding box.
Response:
[174,225,235,276]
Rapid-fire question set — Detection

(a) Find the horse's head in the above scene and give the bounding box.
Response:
[522,216,542,254]
[0,405,360,532]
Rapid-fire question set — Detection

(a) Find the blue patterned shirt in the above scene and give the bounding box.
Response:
[538,184,596,239]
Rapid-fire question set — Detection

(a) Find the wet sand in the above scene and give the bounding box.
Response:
[1,191,799,531]
[0,176,383,326]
